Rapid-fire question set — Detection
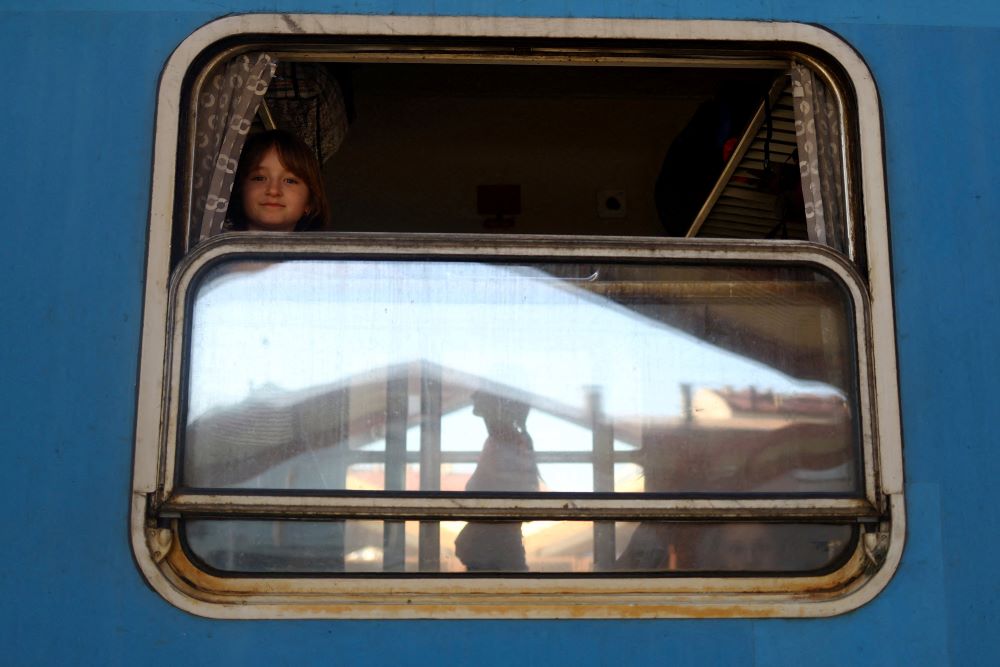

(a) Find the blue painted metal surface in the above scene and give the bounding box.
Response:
[2,1,999,665]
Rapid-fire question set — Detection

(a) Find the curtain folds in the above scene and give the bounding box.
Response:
[791,63,846,253]
[191,53,277,244]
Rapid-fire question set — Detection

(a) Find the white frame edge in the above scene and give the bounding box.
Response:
[133,13,904,619]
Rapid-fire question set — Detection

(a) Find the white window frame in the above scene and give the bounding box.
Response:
[132,14,903,619]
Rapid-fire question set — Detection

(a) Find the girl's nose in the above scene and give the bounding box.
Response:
[266,179,282,196]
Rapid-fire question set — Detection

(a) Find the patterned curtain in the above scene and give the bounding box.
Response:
[265,62,349,166]
[191,53,277,244]
[791,63,846,252]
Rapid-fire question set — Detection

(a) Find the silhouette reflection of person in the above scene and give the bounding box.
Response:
[455,392,539,572]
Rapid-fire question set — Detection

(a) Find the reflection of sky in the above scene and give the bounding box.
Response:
[187,260,838,421]
[431,406,636,453]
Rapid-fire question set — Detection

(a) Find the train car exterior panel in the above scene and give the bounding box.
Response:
[3,1,999,665]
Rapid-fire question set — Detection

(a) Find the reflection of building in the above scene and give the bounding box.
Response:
[638,385,855,494]
[695,386,848,422]
[184,362,855,574]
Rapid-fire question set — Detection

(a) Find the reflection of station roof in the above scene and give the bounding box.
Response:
[185,361,609,486]
[185,362,853,493]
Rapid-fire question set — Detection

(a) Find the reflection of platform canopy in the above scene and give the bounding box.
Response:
[185,360,853,493]
[186,361,598,486]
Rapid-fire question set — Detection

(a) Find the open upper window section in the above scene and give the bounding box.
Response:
[134,15,902,619]
[178,30,860,260]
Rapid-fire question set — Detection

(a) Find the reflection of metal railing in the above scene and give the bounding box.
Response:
[179,362,859,574]
[186,360,852,488]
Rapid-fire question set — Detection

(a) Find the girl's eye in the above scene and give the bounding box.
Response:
[249,175,266,182]
[284,177,300,185]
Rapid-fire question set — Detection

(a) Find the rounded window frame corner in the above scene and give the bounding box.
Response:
[133,13,903,620]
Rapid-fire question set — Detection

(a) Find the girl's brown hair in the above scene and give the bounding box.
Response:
[228,130,331,231]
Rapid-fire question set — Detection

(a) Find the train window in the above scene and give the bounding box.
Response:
[133,15,903,619]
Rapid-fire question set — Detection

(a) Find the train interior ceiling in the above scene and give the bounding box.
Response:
[236,58,813,240]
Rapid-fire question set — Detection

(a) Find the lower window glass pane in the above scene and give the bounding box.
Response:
[183,519,854,575]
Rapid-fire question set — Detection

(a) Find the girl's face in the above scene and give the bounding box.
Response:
[241,147,312,232]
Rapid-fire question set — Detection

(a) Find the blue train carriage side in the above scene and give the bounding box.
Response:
[3,3,999,666]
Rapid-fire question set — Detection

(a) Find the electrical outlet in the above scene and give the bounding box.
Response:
[597,190,627,218]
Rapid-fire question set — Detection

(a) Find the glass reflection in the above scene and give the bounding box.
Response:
[183,259,858,495]
[184,519,853,574]
[455,392,537,571]
[614,522,853,572]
